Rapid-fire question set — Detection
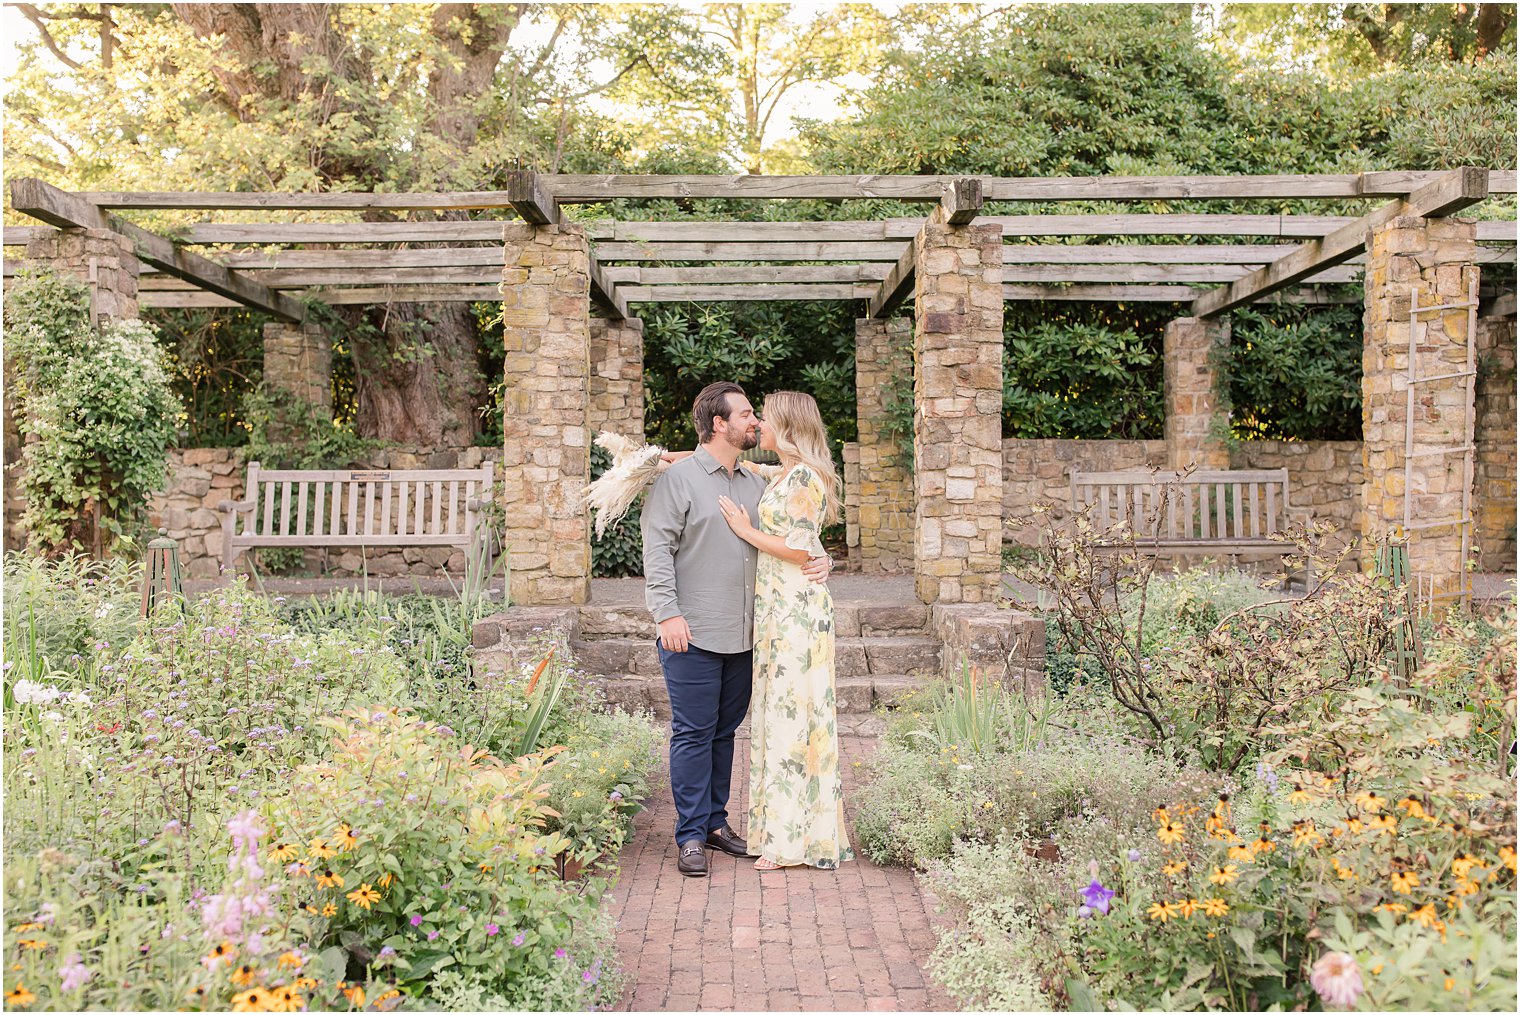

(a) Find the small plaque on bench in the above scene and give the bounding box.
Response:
[349,471,391,480]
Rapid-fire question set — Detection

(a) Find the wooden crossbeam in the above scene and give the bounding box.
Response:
[588,256,627,319]
[505,171,559,225]
[1004,264,1362,284]
[591,240,909,262]
[941,178,983,224]
[25,216,1507,249]
[1193,166,1491,318]
[868,241,916,318]
[622,283,874,302]
[9,178,306,321]
[76,170,1514,209]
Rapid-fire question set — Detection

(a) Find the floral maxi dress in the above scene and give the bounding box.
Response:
[746,464,854,869]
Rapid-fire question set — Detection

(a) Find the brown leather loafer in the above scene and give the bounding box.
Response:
[677,839,709,877]
[705,824,749,858]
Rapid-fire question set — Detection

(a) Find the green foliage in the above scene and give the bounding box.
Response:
[641,300,857,458]
[1228,302,1364,440]
[542,710,663,863]
[1004,307,1167,439]
[147,307,267,448]
[5,269,184,557]
[2,552,142,681]
[269,710,617,1009]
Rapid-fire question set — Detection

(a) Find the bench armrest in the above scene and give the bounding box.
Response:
[465,495,492,511]
[217,498,255,513]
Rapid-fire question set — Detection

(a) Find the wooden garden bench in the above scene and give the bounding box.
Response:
[217,461,495,578]
[1069,468,1309,562]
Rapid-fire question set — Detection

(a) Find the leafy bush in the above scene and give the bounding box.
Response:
[1072,688,1517,1010]
[1227,303,1364,441]
[3,552,142,691]
[266,709,617,1009]
[543,709,663,863]
[589,442,644,578]
[5,268,183,556]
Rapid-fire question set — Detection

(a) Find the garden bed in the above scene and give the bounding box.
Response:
[2,555,662,1011]
[855,552,1517,1012]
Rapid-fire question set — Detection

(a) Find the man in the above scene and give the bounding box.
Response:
[641,381,832,877]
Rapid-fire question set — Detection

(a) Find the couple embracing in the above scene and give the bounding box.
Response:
[641,382,854,877]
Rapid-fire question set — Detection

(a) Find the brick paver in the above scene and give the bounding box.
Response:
[609,721,952,1012]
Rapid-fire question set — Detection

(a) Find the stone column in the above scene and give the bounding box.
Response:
[261,322,332,442]
[848,317,915,573]
[500,221,593,605]
[587,317,645,437]
[7,228,142,550]
[912,206,1004,604]
[1474,313,1517,572]
[1164,317,1231,472]
[1361,214,1478,592]
[22,227,140,323]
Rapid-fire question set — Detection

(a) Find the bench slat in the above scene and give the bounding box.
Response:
[262,481,275,537]
[414,481,426,534]
[397,481,409,537]
[253,467,493,482]
[1249,483,1260,538]
[296,482,309,537]
[279,481,292,536]
[1076,468,1289,484]
[448,480,460,535]
[235,534,466,547]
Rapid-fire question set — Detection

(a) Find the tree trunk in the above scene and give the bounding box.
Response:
[347,300,486,447]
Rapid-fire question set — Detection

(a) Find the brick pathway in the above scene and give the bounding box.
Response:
[608,721,952,1012]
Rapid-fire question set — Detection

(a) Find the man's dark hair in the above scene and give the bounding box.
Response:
[692,381,746,444]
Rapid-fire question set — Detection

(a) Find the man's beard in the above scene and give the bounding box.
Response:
[723,425,760,452]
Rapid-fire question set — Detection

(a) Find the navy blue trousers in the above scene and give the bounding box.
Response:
[657,641,753,845]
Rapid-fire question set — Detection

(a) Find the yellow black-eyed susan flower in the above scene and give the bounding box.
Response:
[230,987,272,1012]
[268,843,298,862]
[315,870,345,890]
[6,984,37,1007]
[346,884,381,910]
[1147,901,1180,922]
[1202,897,1229,917]
[1391,870,1419,894]
[1156,821,1185,846]
[307,838,337,860]
[334,824,359,851]
[1209,865,1239,885]
[231,963,257,986]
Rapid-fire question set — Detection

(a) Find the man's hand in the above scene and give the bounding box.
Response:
[658,615,692,652]
[802,554,833,584]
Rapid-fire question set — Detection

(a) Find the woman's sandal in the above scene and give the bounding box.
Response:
[754,857,790,871]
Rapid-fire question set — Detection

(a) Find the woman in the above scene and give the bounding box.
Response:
[716,391,854,872]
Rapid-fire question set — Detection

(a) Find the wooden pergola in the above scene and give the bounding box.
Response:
[4,169,1514,609]
[4,170,1515,321]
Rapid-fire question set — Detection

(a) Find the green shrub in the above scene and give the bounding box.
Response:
[542,709,663,863]
[3,552,142,693]
[267,709,617,1009]
[5,269,183,556]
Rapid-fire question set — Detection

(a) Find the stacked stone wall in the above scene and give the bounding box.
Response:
[499,221,593,605]
[1163,317,1231,471]
[912,206,1004,603]
[1475,314,1518,571]
[261,322,332,426]
[1360,215,1478,591]
[587,318,645,438]
[846,317,915,573]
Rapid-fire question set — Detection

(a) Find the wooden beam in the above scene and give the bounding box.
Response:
[79,191,525,211]
[1004,264,1362,284]
[598,265,885,285]
[941,178,983,224]
[174,222,507,244]
[1001,284,1361,304]
[622,283,872,302]
[505,171,559,225]
[588,256,627,320]
[868,241,916,318]
[591,240,909,262]
[1192,166,1490,318]
[220,247,503,269]
[10,178,306,321]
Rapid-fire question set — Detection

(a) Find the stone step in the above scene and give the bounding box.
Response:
[594,672,936,717]
[575,600,931,640]
[570,633,941,680]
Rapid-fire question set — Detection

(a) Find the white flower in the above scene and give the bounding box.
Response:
[1310,952,1364,1010]
[13,679,64,705]
[43,710,65,724]
[95,602,115,619]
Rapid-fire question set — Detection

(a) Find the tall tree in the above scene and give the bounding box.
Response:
[5,2,711,445]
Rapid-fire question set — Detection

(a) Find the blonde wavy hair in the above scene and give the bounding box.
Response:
[763,390,843,525]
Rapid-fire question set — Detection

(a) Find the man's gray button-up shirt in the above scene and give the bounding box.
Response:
[640,445,769,654]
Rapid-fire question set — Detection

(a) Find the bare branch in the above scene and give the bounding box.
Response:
[16,4,84,69]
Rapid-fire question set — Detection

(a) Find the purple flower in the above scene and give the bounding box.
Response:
[512,933,526,947]
[1126,848,1142,862]
[554,948,568,959]
[583,969,598,983]
[1077,905,1093,920]
[1079,879,1115,915]
[427,930,440,941]
[485,923,499,936]
[410,914,424,927]
[609,791,623,802]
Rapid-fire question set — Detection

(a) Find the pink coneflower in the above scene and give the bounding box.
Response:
[1310,951,1364,1010]
[485,924,499,936]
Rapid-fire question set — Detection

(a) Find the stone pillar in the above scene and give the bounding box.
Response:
[261,322,332,441]
[22,227,140,323]
[1474,313,1517,572]
[1361,215,1478,592]
[848,317,915,573]
[912,207,1004,604]
[1164,317,1231,472]
[500,221,593,605]
[587,317,645,437]
[7,228,142,550]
